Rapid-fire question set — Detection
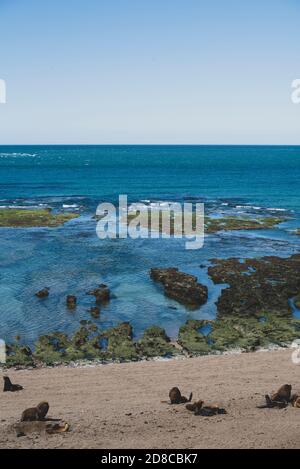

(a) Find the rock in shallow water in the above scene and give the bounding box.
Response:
[35,287,50,299]
[150,268,208,308]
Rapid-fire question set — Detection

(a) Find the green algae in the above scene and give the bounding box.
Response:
[101,322,139,361]
[137,326,176,358]
[126,211,284,235]
[0,208,79,228]
[177,313,300,355]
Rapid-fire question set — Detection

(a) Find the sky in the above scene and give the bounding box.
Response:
[0,0,300,144]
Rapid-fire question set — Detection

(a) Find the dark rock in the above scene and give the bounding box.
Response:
[150,268,208,308]
[87,284,110,304]
[66,295,77,309]
[90,306,100,319]
[208,254,300,318]
[35,288,50,299]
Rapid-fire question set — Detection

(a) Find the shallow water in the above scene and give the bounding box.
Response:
[0,145,299,344]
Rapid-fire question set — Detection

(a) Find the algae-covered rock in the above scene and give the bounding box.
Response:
[178,320,213,354]
[208,255,300,318]
[101,322,138,361]
[34,332,70,365]
[66,322,102,361]
[138,326,176,358]
[150,268,208,308]
[178,313,300,355]
[6,344,34,367]
[205,216,285,233]
[0,208,79,228]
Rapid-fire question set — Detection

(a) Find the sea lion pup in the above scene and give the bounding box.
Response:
[3,376,23,392]
[186,400,204,413]
[21,402,49,422]
[169,387,193,404]
[195,405,227,417]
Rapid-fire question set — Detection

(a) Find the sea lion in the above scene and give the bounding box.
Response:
[66,295,77,309]
[169,387,193,404]
[291,393,300,408]
[35,288,50,299]
[21,402,49,422]
[195,405,227,417]
[45,422,69,434]
[271,384,292,403]
[257,384,292,409]
[186,400,204,413]
[3,376,23,392]
[14,421,69,436]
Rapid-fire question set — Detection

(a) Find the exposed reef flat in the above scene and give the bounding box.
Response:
[5,322,178,367]
[126,211,286,235]
[3,254,300,367]
[0,208,79,228]
[208,254,300,317]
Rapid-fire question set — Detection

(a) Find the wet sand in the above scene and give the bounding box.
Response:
[1,348,300,449]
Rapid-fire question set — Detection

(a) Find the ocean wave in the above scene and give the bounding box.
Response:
[0,152,37,158]
[0,205,48,210]
[62,204,79,209]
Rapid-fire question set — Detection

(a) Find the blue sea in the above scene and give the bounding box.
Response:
[0,145,300,345]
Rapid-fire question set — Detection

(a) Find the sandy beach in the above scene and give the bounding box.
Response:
[1,348,300,449]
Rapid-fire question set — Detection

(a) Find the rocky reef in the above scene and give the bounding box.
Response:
[127,210,285,235]
[178,315,300,355]
[3,253,300,368]
[4,322,177,367]
[204,216,285,233]
[150,268,208,308]
[0,208,79,228]
[208,254,300,318]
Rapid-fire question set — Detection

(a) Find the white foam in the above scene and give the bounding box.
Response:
[0,152,37,157]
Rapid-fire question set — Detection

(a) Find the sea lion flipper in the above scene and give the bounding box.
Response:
[188,392,193,402]
[265,394,274,408]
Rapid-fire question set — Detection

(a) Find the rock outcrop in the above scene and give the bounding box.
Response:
[150,268,208,308]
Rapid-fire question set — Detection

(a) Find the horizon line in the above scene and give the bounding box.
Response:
[1,143,300,147]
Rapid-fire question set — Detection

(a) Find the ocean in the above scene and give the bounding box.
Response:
[0,145,299,345]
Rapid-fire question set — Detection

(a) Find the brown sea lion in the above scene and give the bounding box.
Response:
[21,402,49,422]
[258,384,292,409]
[186,400,204,413]
[3,376,23,392]
[271,384,292,403]
[169,387,193,404]
[195,405,227,417]
[14,421,69,437]
[45,422,69,434]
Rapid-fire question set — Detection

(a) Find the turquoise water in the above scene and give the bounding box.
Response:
[0,145,299,344]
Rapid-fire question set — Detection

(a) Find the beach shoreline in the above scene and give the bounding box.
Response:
[1,347,300,449]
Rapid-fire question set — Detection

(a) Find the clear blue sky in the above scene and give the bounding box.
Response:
[0,0,299,144]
